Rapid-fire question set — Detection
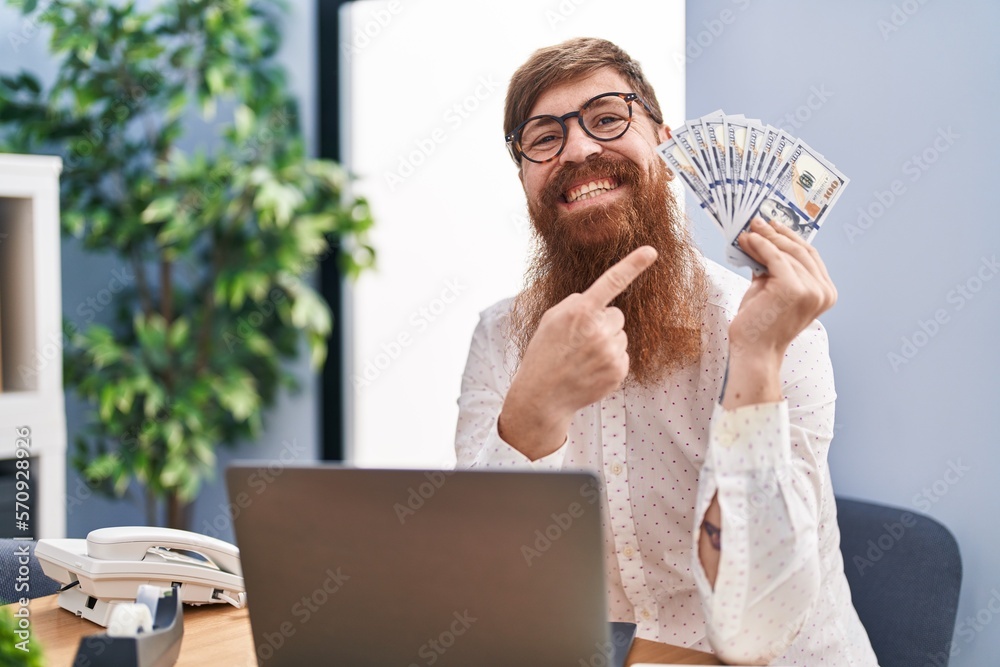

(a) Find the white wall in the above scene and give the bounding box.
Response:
[343,0,685,467]
[684,2,1000,666]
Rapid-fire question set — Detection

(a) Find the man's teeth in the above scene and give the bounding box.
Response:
[566,179,618,203]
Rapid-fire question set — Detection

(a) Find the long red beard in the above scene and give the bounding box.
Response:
[508,157,708,387]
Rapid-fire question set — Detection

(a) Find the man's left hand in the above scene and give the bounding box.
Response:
[722,218,837,408]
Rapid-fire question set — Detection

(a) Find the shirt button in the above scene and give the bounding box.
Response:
[623,546,634,558]
[641,609,651,620]
[610,462,623,476]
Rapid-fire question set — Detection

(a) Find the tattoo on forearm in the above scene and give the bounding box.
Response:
[702,519,722,550]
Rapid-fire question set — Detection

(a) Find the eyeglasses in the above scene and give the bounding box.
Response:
[505,92,660,165]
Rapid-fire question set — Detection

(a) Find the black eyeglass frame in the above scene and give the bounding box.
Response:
[505,91,661,165]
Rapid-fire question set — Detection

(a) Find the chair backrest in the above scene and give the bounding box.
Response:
[0,539,62,603]
[836,497,962,667]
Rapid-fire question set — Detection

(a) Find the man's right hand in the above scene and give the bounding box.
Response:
[498,246,658,460]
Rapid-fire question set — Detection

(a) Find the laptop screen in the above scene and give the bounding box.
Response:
[227,465,620,666]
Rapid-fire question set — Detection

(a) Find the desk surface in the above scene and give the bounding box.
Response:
[22,595,722,666]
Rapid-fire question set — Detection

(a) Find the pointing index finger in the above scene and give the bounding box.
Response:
[583,246,658,307]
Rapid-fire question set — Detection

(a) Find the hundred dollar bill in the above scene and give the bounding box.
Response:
[657,138,721,225]
[727,140,850,271]
[741,120,767,221]
[725,116,749,224]
[672,125,714,199]
[744,127,790,223]
[687,121,724,221]
[662,111,849,274]
[703,114,731,228]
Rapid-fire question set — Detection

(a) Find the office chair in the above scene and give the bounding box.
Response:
[836,497,962,667]
[0,539,61,604]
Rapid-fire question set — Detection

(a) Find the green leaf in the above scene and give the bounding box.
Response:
[166,90,188,119]
[215,372,260,422]
[255,180,304,227]
[142,197,177,223]
[115,383,136,413]
[206,66,225,96]
[99,384,116,422]
[165,420,184,452]
[191,437,216,468]
[19,72,41,94]
[143,384,165,418]
[167,317,190,348]
[234,104,254,139]
[160,456,187,488]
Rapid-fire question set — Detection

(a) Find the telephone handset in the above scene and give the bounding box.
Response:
[36,526,246,628]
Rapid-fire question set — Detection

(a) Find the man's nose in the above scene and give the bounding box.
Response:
[559,119,603,164]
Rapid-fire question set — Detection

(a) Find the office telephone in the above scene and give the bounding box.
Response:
[36,526,246,627]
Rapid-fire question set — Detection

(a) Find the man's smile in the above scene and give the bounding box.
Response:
[562,177,621,205]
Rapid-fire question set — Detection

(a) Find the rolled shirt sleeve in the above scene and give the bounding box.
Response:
[693,397,829,664]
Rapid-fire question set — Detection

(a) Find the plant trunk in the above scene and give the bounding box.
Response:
[165,491,192,530]
[145,487,157,527]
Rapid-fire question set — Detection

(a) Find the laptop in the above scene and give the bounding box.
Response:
[226,465,636,666]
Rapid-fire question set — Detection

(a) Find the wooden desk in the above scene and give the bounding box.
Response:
[20,595,722,665]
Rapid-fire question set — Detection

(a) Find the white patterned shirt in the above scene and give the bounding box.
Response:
[454,258,878,665]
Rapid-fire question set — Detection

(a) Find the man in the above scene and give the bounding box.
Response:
[454,38,877,664]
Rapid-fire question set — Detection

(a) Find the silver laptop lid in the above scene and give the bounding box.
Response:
[226,465,610,666]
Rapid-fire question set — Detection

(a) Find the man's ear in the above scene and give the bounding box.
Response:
[518,166,525,188]
[655,125,675,181]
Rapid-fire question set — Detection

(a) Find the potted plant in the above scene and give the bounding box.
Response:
[0,604,44,666]
[0,0,374,528]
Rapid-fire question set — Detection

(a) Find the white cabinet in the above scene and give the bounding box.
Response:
[0,153,65,538]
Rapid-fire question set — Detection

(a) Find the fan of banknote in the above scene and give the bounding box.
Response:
[657,111,849,273]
